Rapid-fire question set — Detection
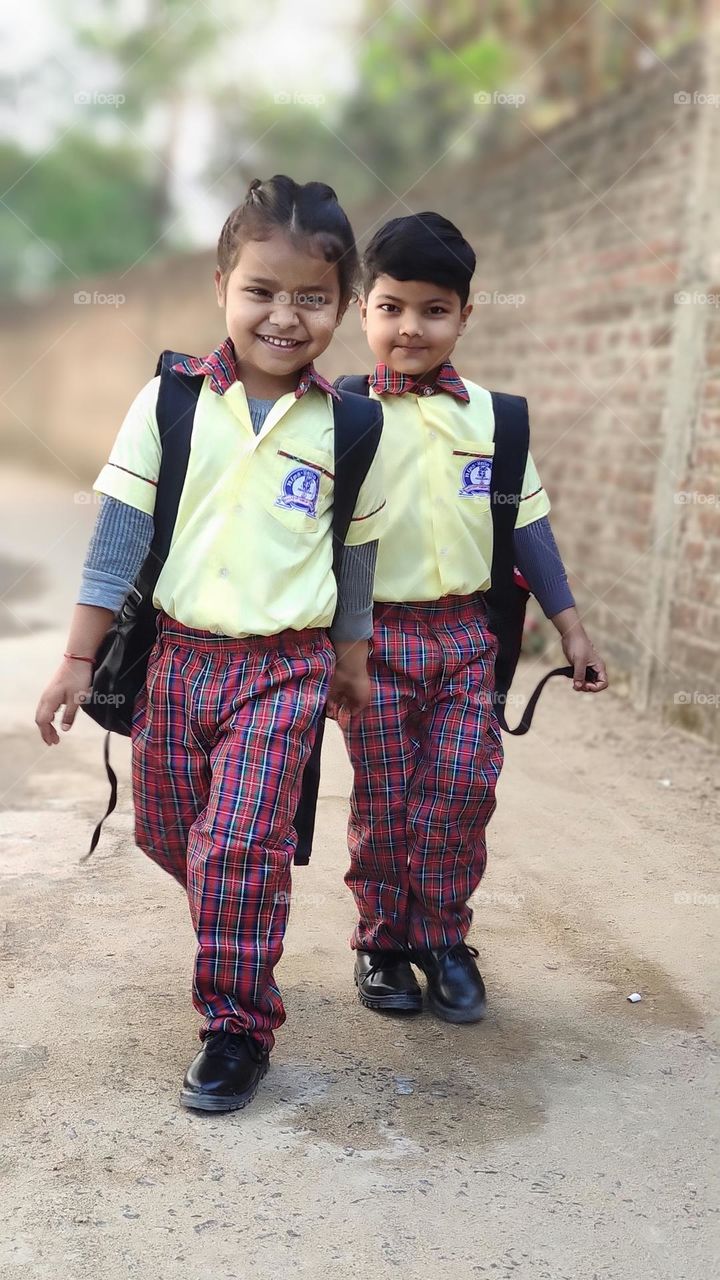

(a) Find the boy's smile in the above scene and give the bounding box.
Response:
[215,232,345,397]
[360,274,473,381]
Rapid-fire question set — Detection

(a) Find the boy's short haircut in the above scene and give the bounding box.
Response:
[362,212,476,308]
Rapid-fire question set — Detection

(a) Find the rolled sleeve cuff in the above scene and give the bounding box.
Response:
[77,567,133,613]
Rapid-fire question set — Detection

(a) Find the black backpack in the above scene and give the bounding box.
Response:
[81,352,383,863]
[334,374,589,734]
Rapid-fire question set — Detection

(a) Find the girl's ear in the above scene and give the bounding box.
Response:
[458,302,473,334]
[214,267,226,307]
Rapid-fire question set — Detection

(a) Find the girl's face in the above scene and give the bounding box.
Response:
[359,274,472,378]
[215,231,345,387]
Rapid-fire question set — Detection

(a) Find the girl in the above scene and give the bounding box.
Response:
[35,175,386,1112]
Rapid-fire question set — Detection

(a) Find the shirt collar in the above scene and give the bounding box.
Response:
[369,359,470,403]
[171,337,340,401]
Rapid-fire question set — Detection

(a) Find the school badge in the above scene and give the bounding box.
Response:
[458,456,493,498]
[275,465,321,517]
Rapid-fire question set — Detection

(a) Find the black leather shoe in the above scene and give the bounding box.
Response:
[414,943,487,1023]
[180,1031,269,1112]
[354,949,423,1012]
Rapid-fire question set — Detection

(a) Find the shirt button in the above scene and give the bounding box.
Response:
[422,386,433,396]
[218,567,229,578]
[429,431,437,440]
[440,548,448,557]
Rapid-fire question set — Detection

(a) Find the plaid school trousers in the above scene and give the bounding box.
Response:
[131,611,334,1051]
[339,593,504,952]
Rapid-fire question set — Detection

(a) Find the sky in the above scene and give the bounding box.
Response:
[0,0,364,240]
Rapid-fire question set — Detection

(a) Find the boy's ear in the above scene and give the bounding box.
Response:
[458,302,473,334]
[214,267,226,307]
[357,294,368,332]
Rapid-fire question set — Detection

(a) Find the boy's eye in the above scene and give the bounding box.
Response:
[378,303,399,313]
[246,287,272,298]
[429,306,449,316]
[298,293,327,308]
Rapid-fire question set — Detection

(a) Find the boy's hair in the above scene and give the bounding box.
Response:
[362,212,476,308]
[217,174,359,310]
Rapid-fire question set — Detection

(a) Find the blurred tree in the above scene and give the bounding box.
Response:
[0,134,162,295]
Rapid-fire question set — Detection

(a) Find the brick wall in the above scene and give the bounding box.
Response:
[1,38,718,742]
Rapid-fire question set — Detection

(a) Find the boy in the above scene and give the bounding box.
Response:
[335,213,607,1023]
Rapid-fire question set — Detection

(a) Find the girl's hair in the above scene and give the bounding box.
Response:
[217,174,359,311]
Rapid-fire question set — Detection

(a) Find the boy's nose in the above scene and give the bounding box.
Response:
[399,315,423,336]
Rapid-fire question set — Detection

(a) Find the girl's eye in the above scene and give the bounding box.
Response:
[378,303,399,313]
[300,294,327,308]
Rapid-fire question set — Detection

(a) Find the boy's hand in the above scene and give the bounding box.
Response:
[327,640,371,718]
[550,606,608,692]
[35,658,94,745]
[559,625,608,692]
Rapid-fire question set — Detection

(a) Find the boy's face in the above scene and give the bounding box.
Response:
[360,274,472,378]
[215,232,345,381]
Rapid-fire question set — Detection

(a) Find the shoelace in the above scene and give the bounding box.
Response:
[204,1031,267,1062]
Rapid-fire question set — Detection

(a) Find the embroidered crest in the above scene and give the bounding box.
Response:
[275,465,321,517]
[459,456,492,498]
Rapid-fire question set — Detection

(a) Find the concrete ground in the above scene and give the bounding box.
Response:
[0,465,717,1280]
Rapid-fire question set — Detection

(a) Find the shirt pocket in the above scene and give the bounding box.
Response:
[451,439,495,510]
[265,446,334,535]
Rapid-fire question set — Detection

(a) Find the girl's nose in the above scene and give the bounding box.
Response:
[269,292,300,327]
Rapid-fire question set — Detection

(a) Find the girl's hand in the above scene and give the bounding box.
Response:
[35,659,94,745]
[560,626,608,692]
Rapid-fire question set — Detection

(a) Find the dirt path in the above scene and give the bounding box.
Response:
[1,466,717,1280]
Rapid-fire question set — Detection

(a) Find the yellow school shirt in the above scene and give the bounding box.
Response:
[92,354,386,638]
[370,376,549,603]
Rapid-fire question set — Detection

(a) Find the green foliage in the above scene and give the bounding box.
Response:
[0,134,163,294]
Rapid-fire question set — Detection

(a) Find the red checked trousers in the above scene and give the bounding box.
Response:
[339,593,504,952]
[131,612,334,1051]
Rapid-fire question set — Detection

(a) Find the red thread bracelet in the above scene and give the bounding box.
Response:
[64,652,95,666]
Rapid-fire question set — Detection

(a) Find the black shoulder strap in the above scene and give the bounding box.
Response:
[487,391,529,591]
[293,386,383,867]
[150,350,203,564]
[334,374,370,397]
[330,388,383,575]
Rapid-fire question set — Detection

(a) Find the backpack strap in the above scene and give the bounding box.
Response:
[293,387,383,866]
[333,373,371,397]
[84,353,202,861]
[151,350,203,562]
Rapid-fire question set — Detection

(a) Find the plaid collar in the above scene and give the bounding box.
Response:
[369,359,469,403]
[171,337,340,401]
